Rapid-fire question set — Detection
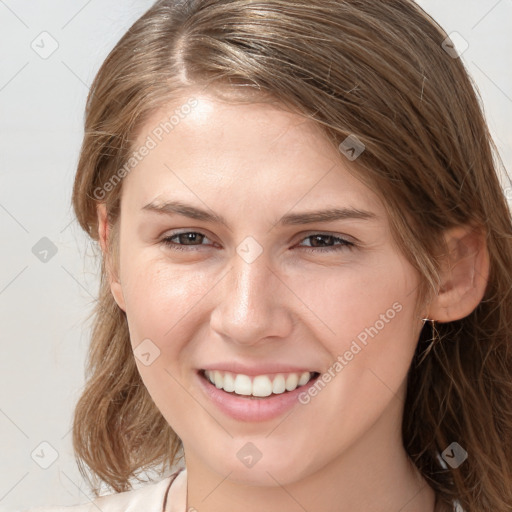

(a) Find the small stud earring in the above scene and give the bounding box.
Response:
[421,317,437,330]
[418,317,440,360]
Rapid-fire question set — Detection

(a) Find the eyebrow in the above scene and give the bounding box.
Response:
[141,200,377,227]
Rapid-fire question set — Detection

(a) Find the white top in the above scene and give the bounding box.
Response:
[19,467,464,511]
[20,468,187,512]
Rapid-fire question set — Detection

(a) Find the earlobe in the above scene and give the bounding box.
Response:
[426,224,489,323]
[96,203,126,312]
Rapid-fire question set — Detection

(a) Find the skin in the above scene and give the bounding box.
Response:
[97,88,489,512]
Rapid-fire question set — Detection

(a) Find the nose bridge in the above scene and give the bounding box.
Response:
[210,244,292,344]
[231,251,272,317]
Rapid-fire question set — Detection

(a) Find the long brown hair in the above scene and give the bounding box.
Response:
[71,1,512,509]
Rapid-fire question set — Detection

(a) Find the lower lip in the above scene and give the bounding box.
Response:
[196,370,319,422]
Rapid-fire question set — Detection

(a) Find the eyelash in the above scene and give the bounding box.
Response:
[159,231,355,254]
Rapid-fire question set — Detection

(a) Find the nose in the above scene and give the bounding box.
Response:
[209,249,295,347]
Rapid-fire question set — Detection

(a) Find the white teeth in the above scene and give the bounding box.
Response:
[298,372,311,386]
[223,372,236,392]
[272,374,286,394]
[213,370,223,389]
[253,375,273,397]
[204,370,315,397]
[234,374,252,395]
[285,373,298,391]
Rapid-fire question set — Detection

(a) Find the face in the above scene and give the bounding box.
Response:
[106,89,425,486]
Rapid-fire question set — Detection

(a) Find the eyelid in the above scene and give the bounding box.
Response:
[160,228,217,244]
[297,230,359,245]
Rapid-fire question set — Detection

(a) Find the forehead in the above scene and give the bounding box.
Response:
[125,91,383,214]
[136,91,330,156]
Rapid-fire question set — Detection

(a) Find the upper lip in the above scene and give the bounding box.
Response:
[199,362,321,377]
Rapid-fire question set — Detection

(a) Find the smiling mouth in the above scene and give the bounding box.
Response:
[199,369,321,398]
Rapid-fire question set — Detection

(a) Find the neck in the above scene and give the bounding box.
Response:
[184,389,437,512]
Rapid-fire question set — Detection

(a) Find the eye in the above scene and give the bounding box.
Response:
[160,231,213,251]
[160,231,355,253]
[296,233,355,253]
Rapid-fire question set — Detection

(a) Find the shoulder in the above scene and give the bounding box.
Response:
[19,473,177,512]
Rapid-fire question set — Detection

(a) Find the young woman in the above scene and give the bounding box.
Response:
[24,1,512,511]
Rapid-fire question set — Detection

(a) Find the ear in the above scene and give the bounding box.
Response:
[97,203,126,312]
[426,224,489,322]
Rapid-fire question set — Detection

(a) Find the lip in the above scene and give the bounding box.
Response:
[199,362,320,377]
[196,369,320,422]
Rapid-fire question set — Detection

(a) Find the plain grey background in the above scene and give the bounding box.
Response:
[0,1,511,510]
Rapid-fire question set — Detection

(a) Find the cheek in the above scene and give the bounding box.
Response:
[119,256,213,427]
[295,258,420,351]
[299,257,422,413]
[287,261,421,452]
[121,253,214,346]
